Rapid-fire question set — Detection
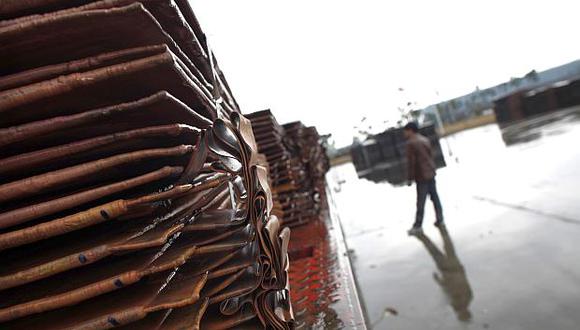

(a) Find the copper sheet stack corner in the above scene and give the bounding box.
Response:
[246,110,330,227]
[0,2,293,329]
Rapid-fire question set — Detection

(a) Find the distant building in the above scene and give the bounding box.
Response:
[422,60,580,126]
[493,77,580,127]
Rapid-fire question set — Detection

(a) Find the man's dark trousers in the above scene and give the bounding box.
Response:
[413,178,443,228]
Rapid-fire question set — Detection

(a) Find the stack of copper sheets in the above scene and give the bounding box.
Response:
[244,110,294,222]
[246,111,329,227]
[0,1,293,329]
[282,123,330,226]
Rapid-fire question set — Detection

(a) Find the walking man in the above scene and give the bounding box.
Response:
[403,122,444,235]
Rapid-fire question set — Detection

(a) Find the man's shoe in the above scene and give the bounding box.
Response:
[407,227,423,236]
[434,221,445,227]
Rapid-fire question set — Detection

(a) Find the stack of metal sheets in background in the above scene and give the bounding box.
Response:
[0,2,293,329]
[246,111,330,227]
[351,125,446,185]
[282,122,330,226]
[244,110,288,221]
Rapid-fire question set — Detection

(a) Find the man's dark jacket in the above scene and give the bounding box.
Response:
[406,134,436,182]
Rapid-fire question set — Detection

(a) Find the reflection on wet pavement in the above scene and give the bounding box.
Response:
[329,109,580,329]
[288,204,366,329]
[501,106,580,146]
[415,227,473,323]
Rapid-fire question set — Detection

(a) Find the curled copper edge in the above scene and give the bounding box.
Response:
[0,2,294,329]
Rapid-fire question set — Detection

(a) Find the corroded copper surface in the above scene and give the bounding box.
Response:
[0,1,293,328]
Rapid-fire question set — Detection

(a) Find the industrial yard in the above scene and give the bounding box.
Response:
[1,1,580,329]
[331,109,580,329]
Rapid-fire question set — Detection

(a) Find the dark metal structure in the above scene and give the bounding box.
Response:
[351,125,446,185]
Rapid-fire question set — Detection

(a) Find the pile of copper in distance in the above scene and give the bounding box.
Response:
[0,1,293,329]
[246,111,330,227]
[282,122,330,214]
[244,110,293,222]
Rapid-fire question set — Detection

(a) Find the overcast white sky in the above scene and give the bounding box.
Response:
[190,0,580,146]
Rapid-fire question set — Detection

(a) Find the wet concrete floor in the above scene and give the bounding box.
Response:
[329,110,580,329]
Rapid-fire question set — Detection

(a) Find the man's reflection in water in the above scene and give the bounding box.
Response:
[415,226,473,322]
